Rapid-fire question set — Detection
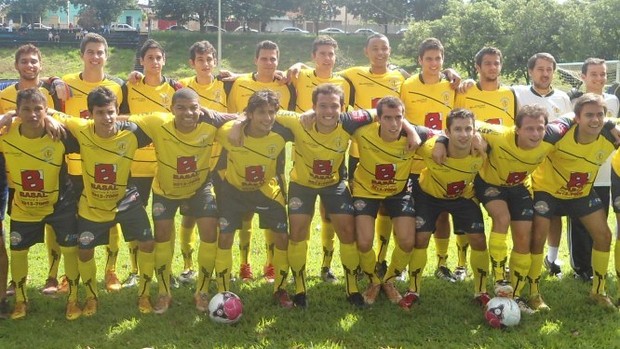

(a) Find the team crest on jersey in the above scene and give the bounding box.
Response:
[214,90,222,103]
[533,200,549,214]
[334,136,345,151]
[199,134,211,146]
[353,199,366,211]
[594,151,606,163]
[288,197,303,210]
[79,231,95,246]
[441,91,451,106]
[152,202,165,217]
[160,93,171,106]
[116,141,128,155]
[500,97,510,112]
[266,144,277,157]
[42,146,55,162]
[10,231,22,246]
[390,79,400,90]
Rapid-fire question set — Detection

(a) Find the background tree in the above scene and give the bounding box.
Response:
[153,0,224,32]
[72,0,137,27]
[296,0,341,33]
[343,0,409,34]
[2,0,64,24]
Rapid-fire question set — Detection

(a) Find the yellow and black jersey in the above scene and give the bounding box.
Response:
[227,73,296,113]
[179,75,229,112]
[216,121,293,196]
[292,68,351,112]
[130,111,231,199]
[59,115,151,222]
[417,137,483,199]
[532,124,617,199]
[455,83,517,126]
[0,119,79,221]
[0,82,56,113]
[340,66,404,109]
[352,123,432,198]
[276,109,373,188]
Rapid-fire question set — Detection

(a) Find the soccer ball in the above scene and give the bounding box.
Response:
[208,291,243,324]
[485,297,521,328]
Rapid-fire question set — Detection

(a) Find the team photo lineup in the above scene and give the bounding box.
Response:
[0,30,620,328]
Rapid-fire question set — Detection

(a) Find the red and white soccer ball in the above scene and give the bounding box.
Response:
[208,291,243,324]
[485,297,521,328]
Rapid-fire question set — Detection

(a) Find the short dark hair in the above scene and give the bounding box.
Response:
[376,96,404,118]
[87,86,117,114]
[189,40,216,61]
[527,52,557,71]
[475,47,502,67]
[418,38,444,59]
[581,57,606,75]
[255,40,279,58]
[140,39,165,59]
[80,33,108,55]
[312,83,344,106]
[365,33,389,47]
[515,104,548,128]
[172,88,199,106]
[312,35,338,54]
[246,90,280,115]
[16,88,47,109]
[14,44,41,64]
[574,93,607,117]
[446,108,475,130]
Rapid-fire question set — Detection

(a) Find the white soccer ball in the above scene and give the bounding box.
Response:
[485,297,521,328]
[208,291,243,324]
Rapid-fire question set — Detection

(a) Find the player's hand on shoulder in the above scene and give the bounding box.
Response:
[218,70,239,82]
[443,68,462,90]
[298,110,316,130]
[43,114,67,141]
[471,132,487,158]
[0,111,17,135]
[457,79,475,94]
[228,113,247,147]
[127,71,144,84]
[431,137,448,165]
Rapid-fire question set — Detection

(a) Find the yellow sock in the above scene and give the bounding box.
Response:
[180,225,196,271]
[45,225,61,279]
[359,249,380,284]
[470,249,489,294]
[239,219,252,265]
[615,240,620,279]
[383,243,410,283]
[137,249,154,297]
[488,232,508,281]
[128,241,139,274]
[105,225,120,273]
[154,241,172,296]
[196,241,217,293]
[528,253,544,296]
[591,248,610,295]
[60,246,79,302]
[272,247,289,293]
[10,249,28,303]
[264,230,274,266]
[434,236,449,268]
[288,240,307,294]
[321,221,335,269]
[509,251,531,298]
[78,257,98,299]
[456,234,469,268]
[340,242,360,295]
[375,215,392,263]
[408,248,427,294]
[215,247,232,292]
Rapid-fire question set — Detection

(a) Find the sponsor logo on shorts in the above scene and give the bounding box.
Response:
[533,201,549,214]
[219,218,229,230]
[589,197,601,207]
[353,199,366,211]
[152,203,165,217]
[288,197,303,210]
[256,206,269,210]
[471,222,484,231]
[276,222,288,231]
[415,217,425,229]
[484,187,501,197]
[521,209,534,217]
[402,202,414,213]
[10,231,22,246]
[79,231,95,246]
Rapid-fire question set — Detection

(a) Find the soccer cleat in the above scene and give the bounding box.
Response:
[239,263,254,282]
[375,260,388,279]
[41,277,59,295]
[399,291,420,311]
[170,275,180,289]
[293,292,308,308]
[514,297,536,315]
[0,298,9,319]
[65,301,82,320]
[179,270,197,285]
[574,269,593,283]
[57,275,69,294]
[138,296,153,314]
[474,292,491,307]
[494,280,514,298]
[105,271,122,292]
[320,267,338,283]
[194,292,209,313]
[6,281,15,297]
[453,266,468,282]
[273,289,294,308]
[122,273,139,288]
[263,264,276,283]
[362,283,381,305]
[528,294,550,312]
[83,298,98,317]
[434,266,456,283]
[347,292,366,308]
[10,301,27,320]
[382,282,402,304]
[395,269,407,282]
[153,295,172,314]
[543,257,563,278]
[589,293,617,311]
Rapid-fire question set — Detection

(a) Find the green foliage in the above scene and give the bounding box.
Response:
[3,0,64,24]
[72,0,137,27]
[342,0,410,34]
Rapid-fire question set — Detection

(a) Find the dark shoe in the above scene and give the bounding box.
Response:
[543,257,563,278]
[347,292,366,308]
[293,292,307,308]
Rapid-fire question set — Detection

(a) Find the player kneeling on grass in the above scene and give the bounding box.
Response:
[404,108,489,310]
[48,87,156,316]
[351,96,433,306]
[0,88,80,320]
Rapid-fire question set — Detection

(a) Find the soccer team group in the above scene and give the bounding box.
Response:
[0,31,619,322]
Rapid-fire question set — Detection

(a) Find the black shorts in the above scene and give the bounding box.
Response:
[288,181,354,216]
[610,167,620,213]
[533,190,603,219]
[151,181,218,220]
[217,180,288,234]
[0,153,7,220]
[414,189,484,234]
[352,175,415,218]
[10,202,78,250]
[474,175,534,221]
[128,176,154,207]
[77,198,153,249]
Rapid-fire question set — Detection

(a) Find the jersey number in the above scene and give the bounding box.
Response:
[94,164,116,184]
[506,171,527,185]
[312,160,333,176]
[21,170,44,191]
[567,172,588,191]
[375,164,396,180]
[424,112,442,130]
[245,165,265,183]
[446,181,465,197]
[177,156,197,174]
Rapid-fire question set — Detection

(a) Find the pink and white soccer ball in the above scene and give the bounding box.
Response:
[208,291,243,324]
[485,297,521,328]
